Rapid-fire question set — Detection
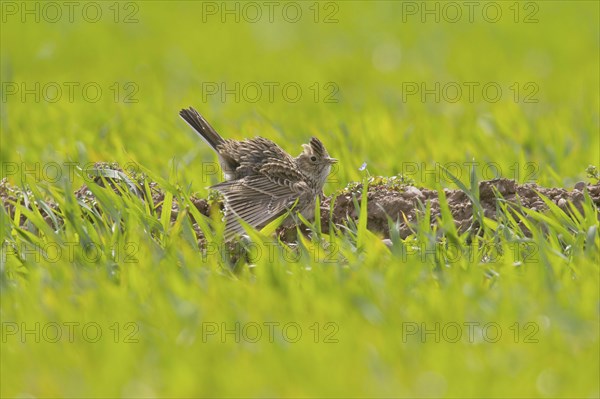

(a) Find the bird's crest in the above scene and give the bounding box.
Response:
[302,137,327,157]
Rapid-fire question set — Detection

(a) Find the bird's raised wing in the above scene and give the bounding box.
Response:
[212,164,309,239]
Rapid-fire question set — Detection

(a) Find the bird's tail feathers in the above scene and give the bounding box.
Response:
[179,107,225,150]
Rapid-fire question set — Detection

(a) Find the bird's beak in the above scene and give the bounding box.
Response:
[327,157,338,164]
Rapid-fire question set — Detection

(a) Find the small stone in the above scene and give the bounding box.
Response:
[574,181,586,191]
[404,186,424,199]
[382,239,393,248]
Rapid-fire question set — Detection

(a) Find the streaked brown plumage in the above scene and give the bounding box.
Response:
[179,107,337,239]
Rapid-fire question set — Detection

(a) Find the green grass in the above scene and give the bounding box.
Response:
[1,2,599,398]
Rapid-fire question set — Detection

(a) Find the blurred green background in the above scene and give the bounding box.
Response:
[1,1,599,398]
[2,1,598,188]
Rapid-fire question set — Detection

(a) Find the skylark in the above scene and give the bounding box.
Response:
[180,107,337,239]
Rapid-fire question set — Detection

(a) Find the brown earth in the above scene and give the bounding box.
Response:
[2,166,599,242]
[302,178,600,240]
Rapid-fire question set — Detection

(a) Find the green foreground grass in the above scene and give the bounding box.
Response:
[1,2,599,398]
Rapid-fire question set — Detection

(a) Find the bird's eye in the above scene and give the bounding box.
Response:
[310,156,317,162]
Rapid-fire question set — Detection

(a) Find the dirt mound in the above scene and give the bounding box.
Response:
[303,178,599,240]
[2,165,599,242]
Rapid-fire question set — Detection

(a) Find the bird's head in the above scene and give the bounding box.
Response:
[296,137,337,187]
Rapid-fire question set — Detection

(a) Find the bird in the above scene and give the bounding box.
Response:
[179,106,337,239]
